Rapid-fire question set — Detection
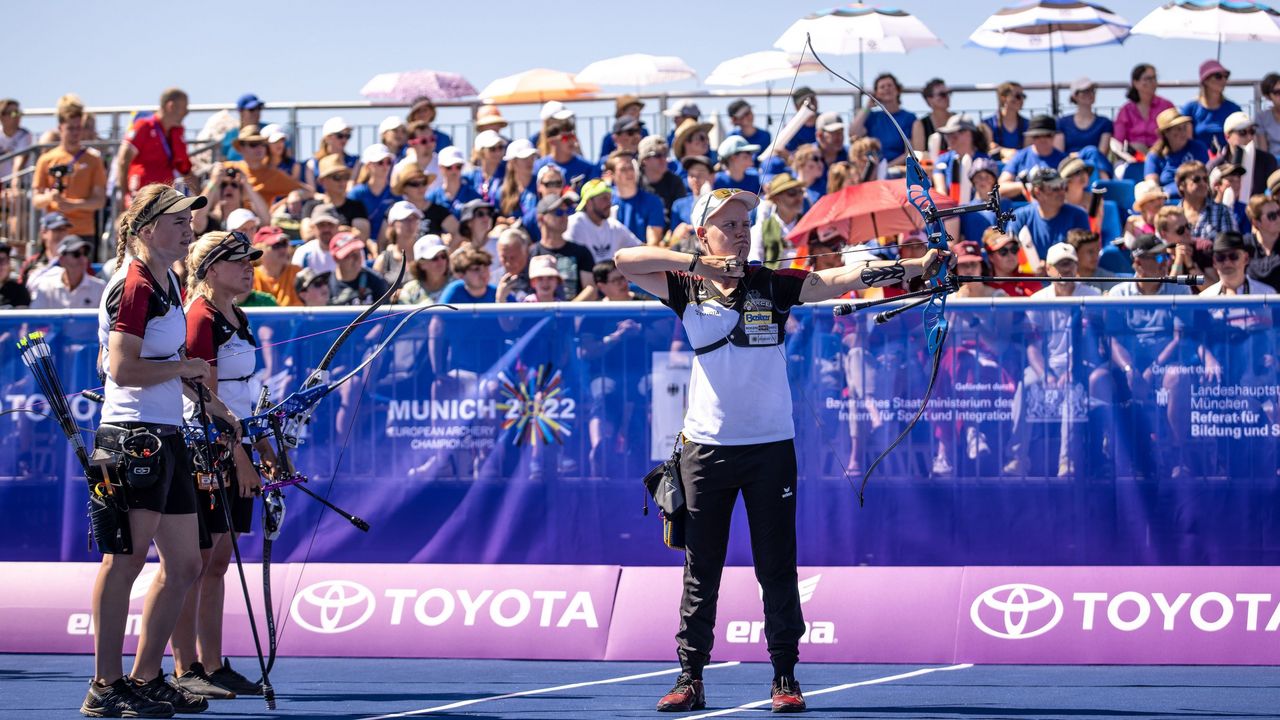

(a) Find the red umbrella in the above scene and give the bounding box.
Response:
[787,180,957,245]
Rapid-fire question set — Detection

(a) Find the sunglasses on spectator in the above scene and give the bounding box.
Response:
[1171,224,1190,235]
[61,249,88,259]
[551,208,572,217]
[541,179,565,188]
[464,264,488,273]
[992,245,1019,257]
[546,128,576,139]
[1011,92,1027,101]
[329,173,352,183]
[1185,175,1208,184]
[781,188,805,198]
[691,134,708,143]
[241,142,266,150]
[409,136,434,146]
[471,209,494,219]
[2,110,20,118]
[1233,128,1255,137]
[1214,251,1242,263]
[375,159,393,167]
[333,132,352,140]
[403,180,427,189]
[268,239,290,251]
[619,129,642,137]
[1040,183,1067,192]
[303,279,327,291]
[932,90,952,99]
[1206,73,1228,81]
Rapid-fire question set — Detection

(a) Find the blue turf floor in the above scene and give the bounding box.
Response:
[2,655,1279,719]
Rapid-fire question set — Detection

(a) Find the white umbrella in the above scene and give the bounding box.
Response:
[968,1,1131,114]
[574,54,696,87]
[1131,0,1280,59]
[704,51,825,86]
[774,4,943,84]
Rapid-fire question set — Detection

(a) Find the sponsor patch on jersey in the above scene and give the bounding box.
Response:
[749,332,779,345]
[745,323,777,335]
[744,310,771,325]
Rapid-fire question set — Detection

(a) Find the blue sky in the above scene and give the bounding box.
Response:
[6,0,1275,139]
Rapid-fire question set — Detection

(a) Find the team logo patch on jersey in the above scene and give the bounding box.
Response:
[744,310,771,325]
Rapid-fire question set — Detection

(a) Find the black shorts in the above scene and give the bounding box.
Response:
[118,426,198,515]
[198,444,255,535]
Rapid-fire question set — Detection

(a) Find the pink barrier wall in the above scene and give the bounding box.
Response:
[3,563,1276,664]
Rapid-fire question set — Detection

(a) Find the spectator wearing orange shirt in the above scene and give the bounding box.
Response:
[226,126,308,204]
[32,101,106,243]
[116,88,197,202]
[251,226,302,306]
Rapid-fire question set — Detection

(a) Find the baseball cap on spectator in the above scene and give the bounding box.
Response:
[816,224,846,244]
[474,130,504,151]
[41,212,71,231]
[236,93,263,111]
[956,241,984,265]
[536,164,564,183]
[56,235,90,255]
[681,155,714,173]
[1199,59,1230,83]
[260,123,288,144]
[253,225,287,247]
[321,117,351,137]
[1025,115,1057,137]
[317,155,350,181]
[379,115,406,136]
[1046,242,1077,266]
[1209,162,1245,188]
[475,105,508,131]
[1223,111,1255,136]
[792,86,817,107]
[504,138,537,161]
[528,254,561,281]
[638,136,668,160]
[232,125,267,151]
[540,101,574,122]
[727,99,752,120]
[615,95,644,116]
[226,208,258,231]
[1212,230,1250,254]
[983,231,1018,251]
[938,114,978,135]
[765,173,805,199]
[537,192,578,215]
[662,99,701,119]
[613,116,643,134]
[413,234,448,261]
[388,200,424,223]
[968,157,999,181]
[361,143,394,164]
[1130,234,1169,258]
[438,146,466,167]
[576,179,613,211]
[1029,166,1065,188]
[1156,108,1191,133]
[816,112,845,133]
[692,188,760,228]
[310,203,343,226]
[459,198,495,223]
[294,267,328,294]
[1069,76,1096,100]
[1131,179,1168,212]
[329,232,363,260]
[718,136,761,159]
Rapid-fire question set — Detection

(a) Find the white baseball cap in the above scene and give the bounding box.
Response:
[1046,242,1078,267]
[1223,111,1255,136]
[360,143,393,164]
[226,208,259,231]
[378,115,406,135]
[438,146,466,167]
[413,234,448,261]
[540,100,574,121]
[691,188,760,228]
[504,138,537,161]
[260,123,288,144]
[322,116,351,137]
[474,129,504,151]
[388,200,424,223]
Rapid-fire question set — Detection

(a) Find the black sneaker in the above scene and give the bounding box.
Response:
[130,674,208,714]
[207,659,263,696]
[169,662,235,700]
[81,677,174,718]
[656,673,706,712]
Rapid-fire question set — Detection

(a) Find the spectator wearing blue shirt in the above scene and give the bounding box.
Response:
[850,73,920,170]
[602,116,645,172]
[957,158,1009,243]
[1209,162,1251,234]
[1008,167,1091,267]
[599,95,648,161]
[1057,77,1114,156]
[427,146,481,218]
[467,130,507,206]
[1000,115,1068,200]
[407,96,452,152]
[931,115,989,201]
[1182,60,1243,152]
[985,81,1029,161]
[221,93,263,162]
[638,136,687,226]
[533,118,599,191]
[378,115,409,161]
[671,118,716,180]
[713,136,762,195]
[347,143,401,240]
[606,153,666,246]
[1144,109,1210,199]
[790,144,829,202]
[529,100,575,148]
[306,117,358,190]
[662,100,703,147]
[521,164,565,243]
[668,156,713,251]
[812,112,850,186]
[725,99,772,163]
[785,86,819,152]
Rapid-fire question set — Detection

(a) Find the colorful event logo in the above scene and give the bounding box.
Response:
[498,363,576,446]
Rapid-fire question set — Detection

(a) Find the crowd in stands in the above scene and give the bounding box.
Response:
[2,59,1279,317]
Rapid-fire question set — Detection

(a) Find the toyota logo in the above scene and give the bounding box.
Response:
[970,583,1063,640]
[290,580,376,634]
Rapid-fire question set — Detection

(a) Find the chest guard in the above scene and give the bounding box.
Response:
[692,268,790,355]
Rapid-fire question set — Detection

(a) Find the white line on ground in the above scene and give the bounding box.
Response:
[682,663,975,719]
[362,660,742,719]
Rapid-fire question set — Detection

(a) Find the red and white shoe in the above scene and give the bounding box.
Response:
[656,673,705,712]
[771,677,806,713]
